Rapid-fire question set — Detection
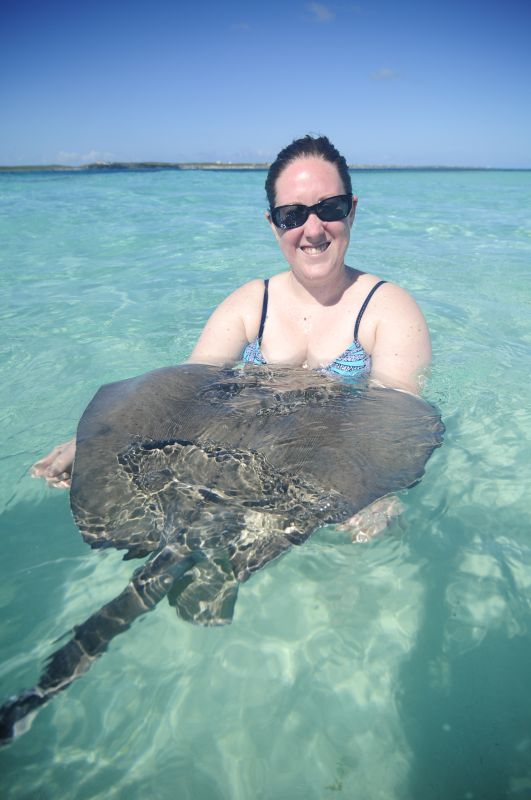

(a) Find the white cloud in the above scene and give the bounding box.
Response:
[56,149,115,165]
[80,149,115,163]
[308,3,334,22]
[370,67,397,81]
[231,21,250,31]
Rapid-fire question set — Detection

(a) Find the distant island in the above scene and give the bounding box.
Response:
[0,161,523,173]
[0,162,269,172]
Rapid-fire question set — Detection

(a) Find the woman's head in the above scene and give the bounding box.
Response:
[265,135,352,210]
[266,147,356,288]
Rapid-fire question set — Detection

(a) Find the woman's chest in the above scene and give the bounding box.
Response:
[261,306,360,368]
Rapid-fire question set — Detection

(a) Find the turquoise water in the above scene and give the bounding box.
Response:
[1,168,530,799]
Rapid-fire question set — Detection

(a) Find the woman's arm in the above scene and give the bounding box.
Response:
[368,284,431,395]
[187,279,263,364]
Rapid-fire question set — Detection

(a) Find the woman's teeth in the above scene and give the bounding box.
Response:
[301,242,330,255]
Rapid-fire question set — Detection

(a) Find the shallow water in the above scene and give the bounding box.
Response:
[1,168,530,799]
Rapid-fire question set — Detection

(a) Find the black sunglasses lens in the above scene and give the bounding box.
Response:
[273,205,307,229]
[317,195,352,221]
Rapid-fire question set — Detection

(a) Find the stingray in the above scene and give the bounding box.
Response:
[0,364,443,743]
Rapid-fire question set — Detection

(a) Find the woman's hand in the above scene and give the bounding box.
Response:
[31,438,76,489]
[339,496,406,542]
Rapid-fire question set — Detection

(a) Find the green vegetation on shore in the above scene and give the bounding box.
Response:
[0,162,269,172]
[0,162,526,173]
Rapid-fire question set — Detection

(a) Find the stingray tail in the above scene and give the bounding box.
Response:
[0,547,199,745]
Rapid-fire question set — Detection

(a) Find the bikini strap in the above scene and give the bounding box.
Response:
[257,278,269,343]
[354,280,387,341]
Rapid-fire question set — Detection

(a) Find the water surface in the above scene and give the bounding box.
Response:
[1,168,530,799]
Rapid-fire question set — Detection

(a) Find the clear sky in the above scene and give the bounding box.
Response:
[2,0,530,167]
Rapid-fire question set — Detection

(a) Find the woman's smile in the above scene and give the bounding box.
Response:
[300,241,331,256]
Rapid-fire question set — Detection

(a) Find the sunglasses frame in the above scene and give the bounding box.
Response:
[270,193,355,230]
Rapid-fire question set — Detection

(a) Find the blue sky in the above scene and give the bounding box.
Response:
[2,0,530,167]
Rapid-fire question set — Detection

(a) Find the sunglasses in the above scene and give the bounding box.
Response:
[270,193,354,230]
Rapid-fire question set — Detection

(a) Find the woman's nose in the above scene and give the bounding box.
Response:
[303,211,326,236]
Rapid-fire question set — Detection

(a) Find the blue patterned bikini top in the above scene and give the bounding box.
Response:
[241,279,387,378]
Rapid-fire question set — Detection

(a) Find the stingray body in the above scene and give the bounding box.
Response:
[0,364,443,743]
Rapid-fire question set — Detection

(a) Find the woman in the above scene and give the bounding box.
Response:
[32,134,431,489]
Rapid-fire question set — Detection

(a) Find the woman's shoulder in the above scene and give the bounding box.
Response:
[188,277,271,364]
[356,273,423,316]
[212,276,279,343]
[353,273,429,349]
[222,277,269,307]
[222,272,291,313]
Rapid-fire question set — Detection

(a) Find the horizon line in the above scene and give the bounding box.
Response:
[1,161,530,172]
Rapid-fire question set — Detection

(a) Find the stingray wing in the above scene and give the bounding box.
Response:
[70,364,229,556]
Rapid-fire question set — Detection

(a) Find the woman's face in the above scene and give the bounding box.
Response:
[269,156,356,287]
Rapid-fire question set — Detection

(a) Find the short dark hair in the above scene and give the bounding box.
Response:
[265,134,352,209]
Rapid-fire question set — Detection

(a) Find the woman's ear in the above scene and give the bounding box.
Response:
[265,210,281,242]
[349,196,358,227]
